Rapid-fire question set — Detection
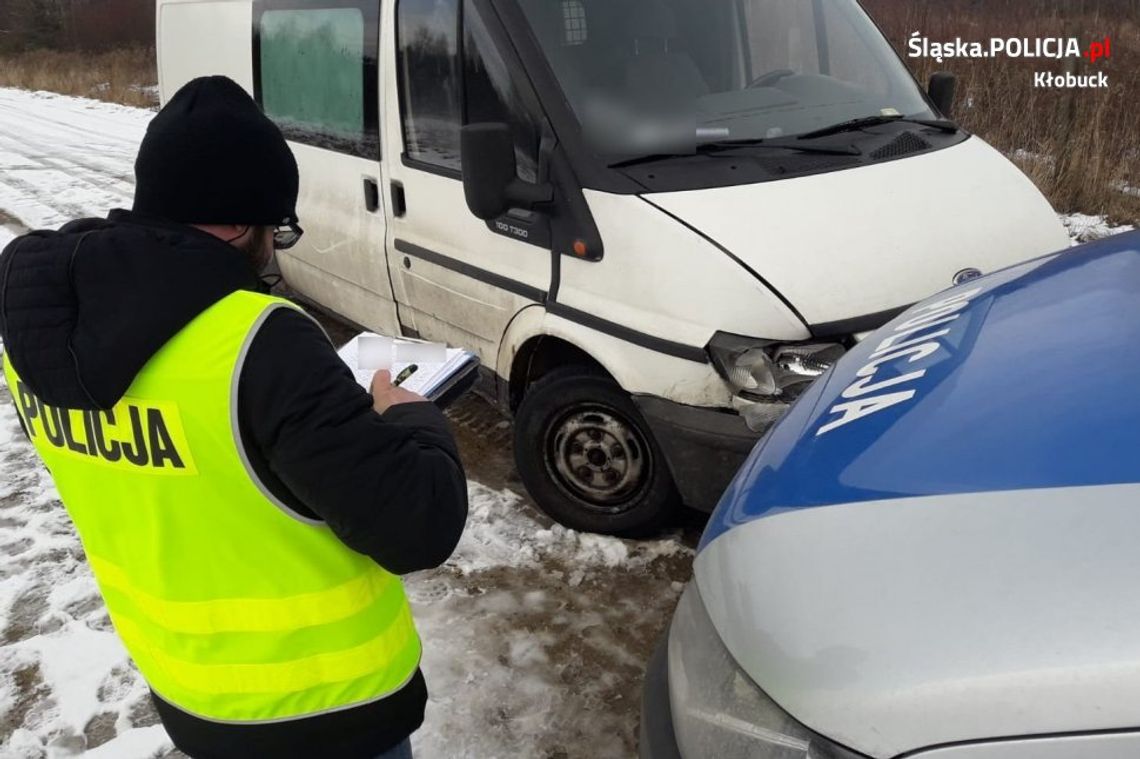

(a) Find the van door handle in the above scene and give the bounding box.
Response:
[363,178,380,212]
[390,181,406,218]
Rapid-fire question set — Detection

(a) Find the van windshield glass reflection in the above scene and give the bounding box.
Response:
[515,0,935,157]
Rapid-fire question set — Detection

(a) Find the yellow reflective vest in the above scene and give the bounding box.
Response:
[2,290,421,722]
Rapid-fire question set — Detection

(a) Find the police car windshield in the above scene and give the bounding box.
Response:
[515,0,936,158]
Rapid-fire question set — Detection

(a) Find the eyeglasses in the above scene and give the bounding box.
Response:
[273,221,304,250]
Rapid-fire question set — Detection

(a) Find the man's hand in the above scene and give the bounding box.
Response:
[371,369,428,415]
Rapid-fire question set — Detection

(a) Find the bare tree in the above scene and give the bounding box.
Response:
[0,0,154,52]
[3,0,68,50]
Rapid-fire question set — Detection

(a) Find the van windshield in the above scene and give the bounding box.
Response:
[515,0,936,158]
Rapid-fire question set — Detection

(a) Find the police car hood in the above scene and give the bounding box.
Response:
[695,231,1140,757]
[0,210,263,410]
[645,136,1071,331]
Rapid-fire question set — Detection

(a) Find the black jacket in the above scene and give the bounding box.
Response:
[0,210,469,758]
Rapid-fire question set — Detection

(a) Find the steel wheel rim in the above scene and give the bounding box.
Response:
[544,403,652,514]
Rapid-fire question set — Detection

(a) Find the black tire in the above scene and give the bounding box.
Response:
[513,367,680,537]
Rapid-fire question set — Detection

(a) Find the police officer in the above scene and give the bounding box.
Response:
[0,76,468,759]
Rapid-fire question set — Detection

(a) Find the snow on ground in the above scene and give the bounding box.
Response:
[408,482,689,759]
[1060,212,1135,244]
[0,87,693,757]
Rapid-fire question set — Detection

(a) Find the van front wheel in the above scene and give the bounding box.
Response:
[513,369,680,537]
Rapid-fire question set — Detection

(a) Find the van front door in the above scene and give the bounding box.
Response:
[254,0,400,336]
[382,0,551,366]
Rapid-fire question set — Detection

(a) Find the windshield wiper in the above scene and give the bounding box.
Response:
[608,138,860,169]
[699,138,861,156]
[797,115,959,140]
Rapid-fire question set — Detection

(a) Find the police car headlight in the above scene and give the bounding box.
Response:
[708,333,845,403]
[668,583,863,759]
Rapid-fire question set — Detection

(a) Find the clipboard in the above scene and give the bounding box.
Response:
[337,334,480,409]
[422,357,480,408]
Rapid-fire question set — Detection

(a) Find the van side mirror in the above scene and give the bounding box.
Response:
[461,123,553,221]
[928,72,957,119]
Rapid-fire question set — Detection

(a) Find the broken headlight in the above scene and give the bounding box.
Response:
[707,332,846,403]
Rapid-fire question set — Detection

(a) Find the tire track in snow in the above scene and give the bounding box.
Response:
[0,122,135,208]
[0,121,137,189]
[0,168,98,224]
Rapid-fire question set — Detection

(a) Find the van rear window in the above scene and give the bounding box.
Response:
[257,4,379,158]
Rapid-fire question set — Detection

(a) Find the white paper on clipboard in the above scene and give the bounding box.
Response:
[337,333,477,399]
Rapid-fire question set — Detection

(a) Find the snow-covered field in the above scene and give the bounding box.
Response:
[0,86,1136,758]
[0,88,693,758]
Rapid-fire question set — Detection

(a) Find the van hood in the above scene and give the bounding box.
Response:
[644,136,1071,332]
[693,232,1140,757]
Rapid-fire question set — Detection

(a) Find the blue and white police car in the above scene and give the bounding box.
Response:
[640,230,1140,759]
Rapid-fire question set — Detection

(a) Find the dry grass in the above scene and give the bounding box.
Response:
[0,47,157,109]
[863,0,1140,226]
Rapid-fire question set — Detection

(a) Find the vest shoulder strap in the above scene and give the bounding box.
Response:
[220,290,334,348]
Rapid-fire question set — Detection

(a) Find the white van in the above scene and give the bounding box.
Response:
[157,0,1070,535]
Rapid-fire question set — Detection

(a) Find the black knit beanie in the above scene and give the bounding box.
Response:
[133,76,299,226]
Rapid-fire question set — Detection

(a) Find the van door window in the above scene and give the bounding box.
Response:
[398,0,541,180]
[397,0,462,171]
[257,2,380,158]
[462,1,541,183]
